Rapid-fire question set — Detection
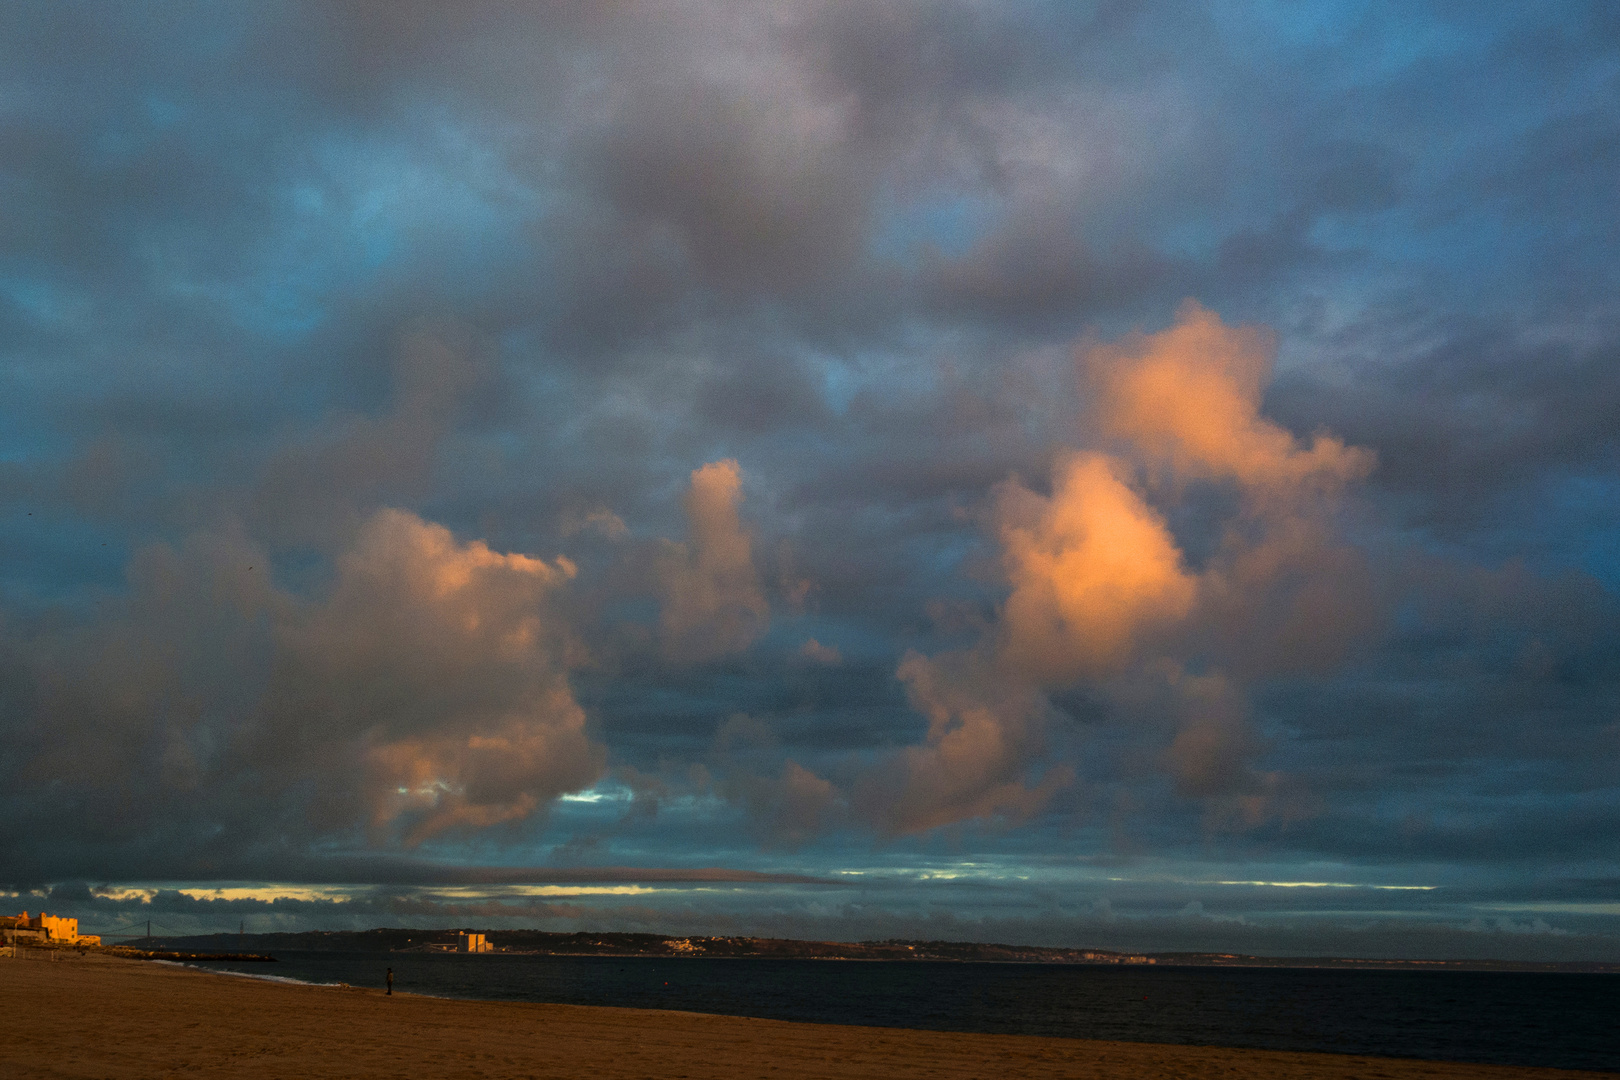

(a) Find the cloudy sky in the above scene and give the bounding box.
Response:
[3,1,1617,961]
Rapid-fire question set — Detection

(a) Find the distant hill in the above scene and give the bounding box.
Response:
[126,929,1620,972]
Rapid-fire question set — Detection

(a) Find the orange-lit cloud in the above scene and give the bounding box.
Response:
[657,459,769,662]
[996,452,1196,682]
[281,509,604,843]
[858,302,1377,834]
[852,650,1069,835]
[1082,300,1373,495]
[798,638,842,664]
[560,505,630,540]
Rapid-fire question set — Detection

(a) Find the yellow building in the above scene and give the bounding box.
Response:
[3,912,85,945]
[458,932,492,953]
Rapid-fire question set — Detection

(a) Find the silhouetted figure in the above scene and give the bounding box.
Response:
[386,967,393,996]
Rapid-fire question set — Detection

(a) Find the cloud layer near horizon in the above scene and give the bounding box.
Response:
[1,1,1617,957]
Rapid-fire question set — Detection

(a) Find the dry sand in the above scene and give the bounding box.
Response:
[2,949,1612,1079]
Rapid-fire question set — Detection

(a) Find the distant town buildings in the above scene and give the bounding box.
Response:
[458,932,492,953]
[0,912,100,947]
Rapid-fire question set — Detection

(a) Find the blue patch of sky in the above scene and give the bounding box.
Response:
[1437,473,1620,589]
[869,191,992,266]
[265,545,335,601]
[0,274,93,329]
[155,260,329,346]
[1210,0,1488,78]
[1565,486,1620,588]
[805,349,871,419]
[141,94,185,130]
[581,681,752,756]
[1151,216,1240,264]
[895,526,997,595]
[542,794,637,835]
[772,614,888,663]
[0,516,130,607]
[182,117,551,345]
[0,364,97,473]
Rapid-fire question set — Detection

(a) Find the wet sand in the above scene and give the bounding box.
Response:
[2,950,1612,1079]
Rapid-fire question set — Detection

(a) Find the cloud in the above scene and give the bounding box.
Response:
[559,506,629,540]
[251,327,487,548]
[723,760,841,849]
[1075,302,1382,680]
[996,452,1196,682]
[853,303,1378,834]
[0,507,605,876]
[1156,668,1320,831]
[280,508,603,844]
[402,865,839,886]
[1161,672,1263,802]
[798,638,842,664]
[657,459,769,662]
[852,649,1068,835]
[1081,301,1373,494]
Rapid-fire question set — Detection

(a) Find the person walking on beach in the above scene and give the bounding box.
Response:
[386,967,393,996]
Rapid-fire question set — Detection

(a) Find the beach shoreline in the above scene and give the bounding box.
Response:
[2,949,1614,1079]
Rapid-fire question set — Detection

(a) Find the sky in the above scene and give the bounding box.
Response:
[1,1,1618,962]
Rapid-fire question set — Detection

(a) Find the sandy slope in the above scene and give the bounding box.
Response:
[1,950,1611,1079]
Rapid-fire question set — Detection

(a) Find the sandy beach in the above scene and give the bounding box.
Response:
[1,950,1612,1080]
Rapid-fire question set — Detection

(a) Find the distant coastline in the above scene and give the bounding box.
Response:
[112,928,1620,973]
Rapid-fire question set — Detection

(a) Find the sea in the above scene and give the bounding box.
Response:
[185,951,1619,1072]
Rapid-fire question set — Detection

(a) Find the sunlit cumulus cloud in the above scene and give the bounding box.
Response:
[657,459,769,663]
[996,452,1196,681]
[850,303,1376,833]
[285,509,601,844]
[0,505,605,877]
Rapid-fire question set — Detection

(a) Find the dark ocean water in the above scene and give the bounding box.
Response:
[186,951,1620,1072]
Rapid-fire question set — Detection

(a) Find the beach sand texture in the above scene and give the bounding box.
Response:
[2,951,1613,1079]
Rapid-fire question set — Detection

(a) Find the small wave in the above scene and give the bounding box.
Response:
[165,961,346,989]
